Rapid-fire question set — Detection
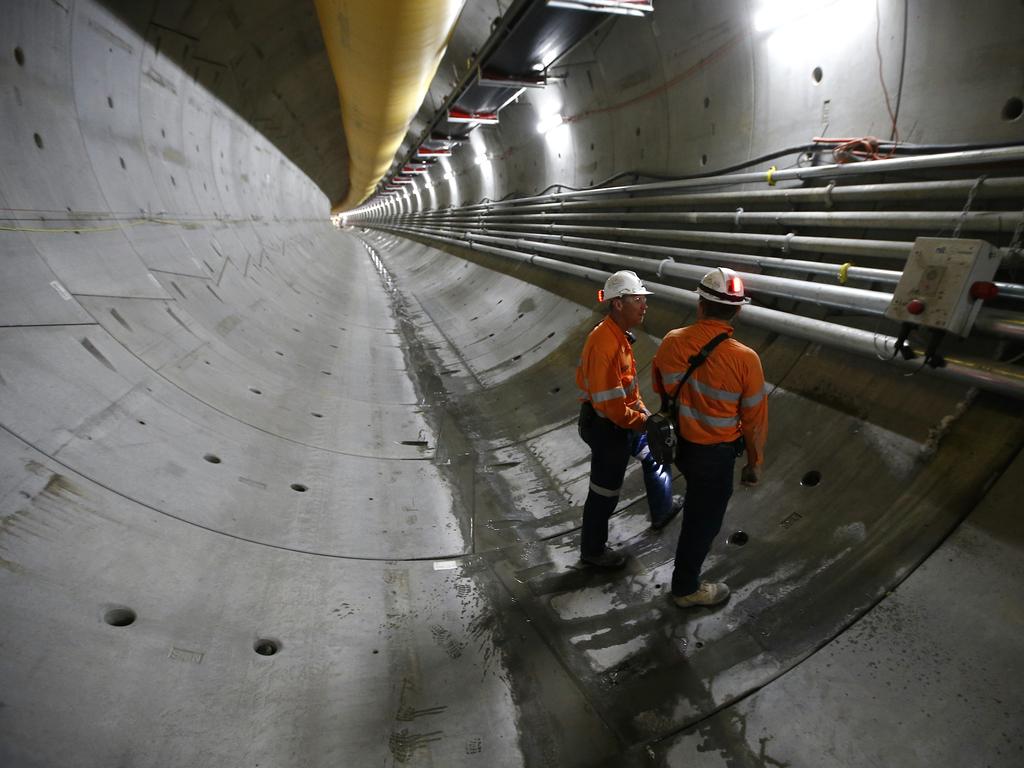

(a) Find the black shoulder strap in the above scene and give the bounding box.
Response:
[668,332,731,408]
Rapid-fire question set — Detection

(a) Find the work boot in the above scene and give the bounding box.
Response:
[580,548,628,569]
[651,495,684,531]
[672,581,730,607]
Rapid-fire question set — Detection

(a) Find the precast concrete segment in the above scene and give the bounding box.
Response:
[0,430,616,768]
[5,0,1024,766]
[636,448,1024,768]
[361,232,1024,752]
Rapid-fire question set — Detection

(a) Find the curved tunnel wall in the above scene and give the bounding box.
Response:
[377,0,1024,214]
[2,1,1023,767]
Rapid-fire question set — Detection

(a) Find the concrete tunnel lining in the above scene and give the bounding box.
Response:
[2,0,1024,766]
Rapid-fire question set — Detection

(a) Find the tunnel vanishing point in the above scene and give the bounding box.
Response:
[1,1,1023,766]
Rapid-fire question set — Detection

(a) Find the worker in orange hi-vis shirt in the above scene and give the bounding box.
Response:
[652,268,768,608]
[575,271,682,570]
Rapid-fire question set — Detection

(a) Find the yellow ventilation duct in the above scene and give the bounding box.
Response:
[314,0,465,213]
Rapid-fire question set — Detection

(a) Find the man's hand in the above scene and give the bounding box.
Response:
[741,464,761,486]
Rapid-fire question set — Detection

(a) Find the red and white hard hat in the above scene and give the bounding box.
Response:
[599,270,654,302]
[697,267,751,305]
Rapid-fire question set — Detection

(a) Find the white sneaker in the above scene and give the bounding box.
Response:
[672,581,730,607]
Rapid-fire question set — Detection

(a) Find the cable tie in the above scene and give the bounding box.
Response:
[766,166,777,186]
[781,232,795,254]
[823,181,835,209]
[734,207,744,227]
[656,258,673,278]
[838,262,852,284]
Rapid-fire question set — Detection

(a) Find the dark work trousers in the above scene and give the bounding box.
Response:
[579,415,673,558]
[671,439,738,596]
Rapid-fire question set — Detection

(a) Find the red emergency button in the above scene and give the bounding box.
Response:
[906,299,926,315]
[970,281,999,301]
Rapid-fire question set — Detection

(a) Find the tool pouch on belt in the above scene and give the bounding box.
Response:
[645,332,730,466]
[578,401,596,444]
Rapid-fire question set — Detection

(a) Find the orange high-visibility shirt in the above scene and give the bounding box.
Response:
[652,318,768,466]
[576,317,647,430]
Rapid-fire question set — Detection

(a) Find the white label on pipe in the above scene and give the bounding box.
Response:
[432,560,457,571]
[50,280,72,301]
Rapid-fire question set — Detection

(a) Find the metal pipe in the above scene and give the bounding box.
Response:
[355,146,1024,214]
[410,219,1024,298]
[407,219,1024,270]
[402,224,1022,340]
[378,224,1024,399]
[393,177,1024,216]
[399,209,1022,233]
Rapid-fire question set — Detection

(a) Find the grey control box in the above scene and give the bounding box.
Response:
[884,238,1001,336]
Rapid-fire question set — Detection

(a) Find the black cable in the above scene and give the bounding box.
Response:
[892,0,910,142]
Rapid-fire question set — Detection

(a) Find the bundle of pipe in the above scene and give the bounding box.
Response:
[352,147,1024,399]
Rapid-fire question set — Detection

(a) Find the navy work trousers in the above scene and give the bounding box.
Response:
[579,414,672,558]
[671,439,738,596]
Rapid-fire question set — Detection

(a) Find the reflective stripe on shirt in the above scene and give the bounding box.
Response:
[592,386,626,403]
[689,378,741,402]
[661,370,741,402]
[742,383,771,408]
[678,404,740,428]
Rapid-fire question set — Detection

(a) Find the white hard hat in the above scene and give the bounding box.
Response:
[697,267,751,305]
[599,270,653,302]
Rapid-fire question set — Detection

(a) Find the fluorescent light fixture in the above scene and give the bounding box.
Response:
[546,0,652,17]
[448,108,500,124]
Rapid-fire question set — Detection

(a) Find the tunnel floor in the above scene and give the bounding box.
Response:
[2,226,1021,767]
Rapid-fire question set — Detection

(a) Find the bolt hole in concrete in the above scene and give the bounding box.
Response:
[801,470,822,487]
[203,454,221,464]
[701,154,708,166]
[14,46,25,66]
[401,440,429,447]
[311,412,323,418]
[728,530,749,546]
[253,639,280,656]
[33,132,43,149]
[550,386,561,394]
[119,156,126,169]
[290,483,308,493]
[107,96,113,108]
[249,387,262,395]
[104,607,136,627]
[1003,96,1023,121]
[321,370,332,376]
[812,66,823,83]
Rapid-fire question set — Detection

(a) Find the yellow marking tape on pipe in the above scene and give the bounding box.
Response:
[766,166,777,186]
[838,262,852,284]
[314,0,464,213]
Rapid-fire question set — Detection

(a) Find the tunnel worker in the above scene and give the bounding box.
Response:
[652,268,768,606]
[576,270,682,569]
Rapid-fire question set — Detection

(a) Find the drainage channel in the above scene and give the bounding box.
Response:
[362,237,490,556]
